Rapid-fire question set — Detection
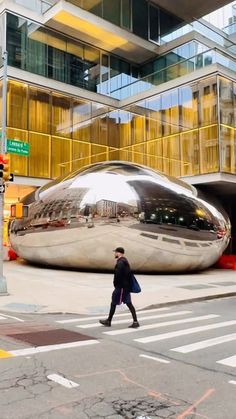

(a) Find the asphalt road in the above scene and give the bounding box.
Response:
[0,298,236,418]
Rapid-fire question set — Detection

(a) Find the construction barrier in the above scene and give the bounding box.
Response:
[216,255,236,270]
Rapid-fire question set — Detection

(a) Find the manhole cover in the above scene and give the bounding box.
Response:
[7,328,94,346]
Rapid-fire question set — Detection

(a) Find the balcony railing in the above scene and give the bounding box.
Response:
[110,47,236,100]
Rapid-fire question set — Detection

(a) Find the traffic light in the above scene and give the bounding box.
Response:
[0,154,14,182]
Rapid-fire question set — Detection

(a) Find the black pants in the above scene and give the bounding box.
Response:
[107,302,137,322]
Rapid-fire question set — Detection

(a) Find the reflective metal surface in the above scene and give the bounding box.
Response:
[10,161,230,272]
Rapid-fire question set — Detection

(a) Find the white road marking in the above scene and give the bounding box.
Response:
[77,310,193,329]
[0,313,24,322]
[217,355,236,367]
[134,320,236,343]
[0,316,7,320]
[9,340,99,357]
[56,307,170,324]
[171,333,236,353]
[229,380,236,385]
[139,354,170,364]
[47,374,79,389]
[103,314,220,336]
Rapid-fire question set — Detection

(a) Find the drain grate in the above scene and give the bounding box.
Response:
[7,328,94,346]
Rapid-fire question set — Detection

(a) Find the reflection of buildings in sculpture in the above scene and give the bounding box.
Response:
[96,199,117,217]
[117,202,138,216]
[128,179,216,230]
[96,199,138,217]
[31,187,90,223]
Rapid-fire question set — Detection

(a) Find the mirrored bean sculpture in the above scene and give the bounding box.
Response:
[10,161,230,272]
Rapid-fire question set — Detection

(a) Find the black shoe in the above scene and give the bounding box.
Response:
[99,319,111,327]
[128,321,140,328]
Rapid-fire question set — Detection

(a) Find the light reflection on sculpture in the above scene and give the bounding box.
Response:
[10,161,230,272]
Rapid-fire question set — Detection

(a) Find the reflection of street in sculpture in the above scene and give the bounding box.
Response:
[10,161,230,272]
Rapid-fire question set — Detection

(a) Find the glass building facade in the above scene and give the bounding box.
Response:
[0,3,236,201]
[1,74,235,181]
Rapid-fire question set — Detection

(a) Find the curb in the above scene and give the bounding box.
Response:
[1,292,236,316]
[142,292,236,311]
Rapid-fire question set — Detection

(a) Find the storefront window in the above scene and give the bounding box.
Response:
[179,84,199,130]
[132,143,146,165]
[72,100,91,142]
[199,125,219,173]
[29,132,50,178]
[29,87,51,134]
[7,81,28,130]
[221,126,236,173]
[51,137,71,178]
[146,139,163,172]
[146,96,162,140]
[180,130,199,176]
[163,134,181,177]
[200,77,217,126]
[52,94,72,138]
[72,140,91,171]
[219,77,234,126]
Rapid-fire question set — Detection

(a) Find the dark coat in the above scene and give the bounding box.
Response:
[113,256,132,290]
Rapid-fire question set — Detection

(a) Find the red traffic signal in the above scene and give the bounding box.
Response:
[0,154,14,182]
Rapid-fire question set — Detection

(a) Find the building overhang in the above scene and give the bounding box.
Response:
[42,0,157,63]
[183,173,236,195]
[151,0,233,23]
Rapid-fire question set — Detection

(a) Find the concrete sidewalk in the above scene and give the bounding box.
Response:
[0,260,236,315]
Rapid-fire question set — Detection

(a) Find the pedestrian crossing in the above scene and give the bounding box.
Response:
[0,313,24,322]
[59,305,236,369]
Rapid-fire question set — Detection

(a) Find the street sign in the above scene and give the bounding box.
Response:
[6,139,29,156]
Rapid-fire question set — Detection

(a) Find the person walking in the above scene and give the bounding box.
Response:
[99,247,139,328]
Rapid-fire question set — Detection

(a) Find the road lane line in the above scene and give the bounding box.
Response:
[217,355,236,367]
[77,310,193,329]
[56,307,170,324]
[9,340,99,357]
[134,320,236,343]
[229,380,236,385]
[139,354,170,364]
[0,316,7,320]
[171,332,236,353]
[47,374,79,389]
[103,314,220,336]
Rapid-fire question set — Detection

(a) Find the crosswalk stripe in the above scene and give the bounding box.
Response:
[217,355,236,367]
[103,314,220,336]
[9,340,99,357]
[139,354,170,364]
[134,320,236,344]
[0,313,24,322]
[171,332,236,353]
[77,310,192,329]
[229,381,236,385]
[56,307,170,324]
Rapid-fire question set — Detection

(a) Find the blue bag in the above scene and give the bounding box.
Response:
[130,274,141,293]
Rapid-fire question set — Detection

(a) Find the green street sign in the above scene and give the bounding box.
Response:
[6,139,29,156]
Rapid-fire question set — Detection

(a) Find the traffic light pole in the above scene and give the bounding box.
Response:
[0,51,8,294]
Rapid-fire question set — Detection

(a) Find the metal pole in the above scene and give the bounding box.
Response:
[0,51,8,294]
